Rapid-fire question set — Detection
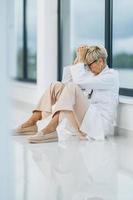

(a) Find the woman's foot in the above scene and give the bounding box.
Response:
[21,111,42,128]
[28,112,59,143]
[28,120,58,142]
[28,130,58,143]
[77,130,88,140]
[79,134,88,140]
[21,120,36,128]
[13,124,38,135]
[13,111,42,135]
[40,125,57,135]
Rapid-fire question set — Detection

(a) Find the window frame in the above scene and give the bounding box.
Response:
[15,0,36,83]
[58,0,133,97]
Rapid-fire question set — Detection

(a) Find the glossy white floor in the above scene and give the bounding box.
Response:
[11,100,133,200]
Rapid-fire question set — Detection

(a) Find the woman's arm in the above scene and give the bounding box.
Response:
[61,65,73,84]
[70,63,119,90]
[61,45,91,84]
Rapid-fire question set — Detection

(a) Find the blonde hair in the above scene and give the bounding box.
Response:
[85,45,108,65]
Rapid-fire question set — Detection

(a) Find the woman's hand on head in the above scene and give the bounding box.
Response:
[76,45,89,64]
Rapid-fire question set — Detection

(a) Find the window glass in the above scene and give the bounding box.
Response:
[15,0,24,79]
[14,0,37,81]
[61,0,105,67]
[27,0,37,80]
[113,0,133,89]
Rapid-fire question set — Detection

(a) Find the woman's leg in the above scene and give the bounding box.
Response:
[20,82,65,128]
[28,82,90,142]
[52,82,90,127]
[41,111,60,134]
[21,111,42,128]
[31,83,89,136]
[28,110,87,143]
[58,110,87,139]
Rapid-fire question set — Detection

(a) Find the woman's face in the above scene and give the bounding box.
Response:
[88,58,105,75]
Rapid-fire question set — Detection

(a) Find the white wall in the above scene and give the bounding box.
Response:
[11,0,58,104]
[37,0,58,97]
[7,0,16,78]
[0,0,13,199]
[117,97,133,135]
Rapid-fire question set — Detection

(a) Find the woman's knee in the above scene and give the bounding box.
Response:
[51,81,64,88]
[51,81,65,97]
[65,82,79,90]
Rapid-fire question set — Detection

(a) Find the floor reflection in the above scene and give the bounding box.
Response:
[12,136,133,200]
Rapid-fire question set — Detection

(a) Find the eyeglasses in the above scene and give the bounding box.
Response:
[88,60,98,68]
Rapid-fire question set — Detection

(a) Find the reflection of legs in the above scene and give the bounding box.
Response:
[20,82,65,128]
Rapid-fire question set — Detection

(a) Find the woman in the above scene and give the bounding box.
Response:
[15,45,119,143]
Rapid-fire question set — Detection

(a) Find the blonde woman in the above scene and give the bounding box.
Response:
[15,45,119,143]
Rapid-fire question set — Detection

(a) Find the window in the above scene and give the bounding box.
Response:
[113,0,133,95]
[26,0,37,80]
[15,0,24,79]
[71,0,105,62]
[15,0,37,82]
[58,0,133,96]
[58,0,105,77]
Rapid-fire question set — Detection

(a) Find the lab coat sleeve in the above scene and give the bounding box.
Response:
[61,65,73,84]
[70,63,118,90]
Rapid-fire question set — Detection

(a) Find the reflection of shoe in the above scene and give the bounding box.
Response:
[28,131,58,143]
[13,124,38,135]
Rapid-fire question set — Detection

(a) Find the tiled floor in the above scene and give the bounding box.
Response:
[11,101,133,200]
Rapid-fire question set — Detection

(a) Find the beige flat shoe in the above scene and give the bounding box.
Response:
[13,124,38,136]
[28,131,58,143]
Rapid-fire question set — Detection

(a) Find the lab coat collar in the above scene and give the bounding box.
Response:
[100,65,109,75]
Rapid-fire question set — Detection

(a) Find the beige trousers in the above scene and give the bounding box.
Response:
[33,81,89,130]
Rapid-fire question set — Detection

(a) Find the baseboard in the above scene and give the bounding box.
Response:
[114,126,133,137]
[10,80,39,105]
[11,98,36,113]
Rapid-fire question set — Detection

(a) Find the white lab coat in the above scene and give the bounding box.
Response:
[61,63,119,140]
